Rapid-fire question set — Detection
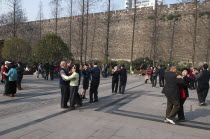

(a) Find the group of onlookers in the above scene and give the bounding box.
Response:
[0,61,24,97]
[144,65,165,88]
[162,64,210,125]
[36,63,55,80]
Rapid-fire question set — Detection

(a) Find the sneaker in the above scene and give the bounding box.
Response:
[164,119,169,123]
[199,102,205,106]
[166,118,176,125]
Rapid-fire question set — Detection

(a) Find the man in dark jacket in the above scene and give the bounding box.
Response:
[158,65,165,87]
[193,64,210,106]
[16,62,24,90]
[162,66,184,125]
[89,62,100,103]
[119,65,127,94]
[49,63,55,80]
[59,61,70,108]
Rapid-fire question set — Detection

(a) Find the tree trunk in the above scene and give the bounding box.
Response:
[192,0,198,66]
[130,0,137,71]
[105,0,111,65]
[80,0,85,66]
[84,0,89,63]
[153,0,158,67]
[69,0,73,53]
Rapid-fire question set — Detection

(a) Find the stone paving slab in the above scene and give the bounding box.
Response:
[0,75,209,139]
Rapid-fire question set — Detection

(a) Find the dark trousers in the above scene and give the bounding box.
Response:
[119,80,127,94]
[3,79,9,95]
[159,76,164,87]
[60,84,70,108]
[45,71,49,80]
[17,76,23,90]
[152,76,157,87]
[89,80,100,102]
[178,98,186,120]
[190,79,195,89]
[197,87,209,103]
[8,81,17,95]
[166,98,180,120]
[70,86,82,108]
[50,72,54,80]
[112,79,119,93]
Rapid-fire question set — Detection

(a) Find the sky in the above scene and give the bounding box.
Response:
[0,0,178,22]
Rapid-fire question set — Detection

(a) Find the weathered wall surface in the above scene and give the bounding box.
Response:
[1,1,210,65]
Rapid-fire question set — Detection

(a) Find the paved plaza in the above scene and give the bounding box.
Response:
[0,75,209,139]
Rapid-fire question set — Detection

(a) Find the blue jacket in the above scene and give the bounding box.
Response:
[4,68,17,81]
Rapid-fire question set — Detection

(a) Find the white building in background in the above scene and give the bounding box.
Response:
[125,0,163,9]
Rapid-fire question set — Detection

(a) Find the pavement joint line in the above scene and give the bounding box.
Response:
[0,81,114,105]
[0,82,143,136]
[111,110,210,131]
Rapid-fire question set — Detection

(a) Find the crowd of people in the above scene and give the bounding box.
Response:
[0,61,24,97]
[58,60,128,110]
[1,59,209,126]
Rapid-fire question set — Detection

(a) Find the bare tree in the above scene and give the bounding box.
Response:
[152,0,158,66]
[105,0,111,64]
[84,0,89,63]
[66,0,73,53]
[37,0,44,39]
[80,0,85,66]
[130,0,137,71]
[7,0,26,37]
[192,0,199,66]
[50,0,62,35]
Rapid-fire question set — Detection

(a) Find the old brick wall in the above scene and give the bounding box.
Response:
[0,0,210,65]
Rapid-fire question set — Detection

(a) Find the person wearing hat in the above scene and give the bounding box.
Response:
[119,65,127,94]
[2,61,10,96]
[3,62,17,97]
[89,62,100,103]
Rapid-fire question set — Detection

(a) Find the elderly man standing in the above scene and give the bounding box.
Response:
[59,61,70,108]
[162,66,184,125]
[89,62,100,103]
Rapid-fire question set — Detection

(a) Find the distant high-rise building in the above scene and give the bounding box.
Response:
[125,0,163,9]
[125,0,133,9]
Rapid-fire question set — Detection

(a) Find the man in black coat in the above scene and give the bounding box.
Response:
[89,62,100,103]
[119,65,127,94]
[158,65,165,87]
[162,66,184,125]
[193,64,210,106]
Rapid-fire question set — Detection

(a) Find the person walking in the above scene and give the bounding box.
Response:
[89,62,100,103]
[44,63,50,80]
[119,65,127,94]
[178,68,191,122]
[152,67,158,88]
[49,63,55,80]
[16,62,24,90]
[111,66,119,94]
[162,66,184,125]
[61,65,82,110]
[158,65,165,87]
[81,64,90,99]
[193,64,210,106]
[59,61,70,108]
[37,63,43,78]
[145,67,152,84]
[2,61,10,96]
[3,63,18,97]
[1,62,4,83]
[189,67,195,90]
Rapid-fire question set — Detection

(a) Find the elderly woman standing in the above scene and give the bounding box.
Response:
[111,66,119,94]
[3,63,17,97]
[61,65,82,110]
